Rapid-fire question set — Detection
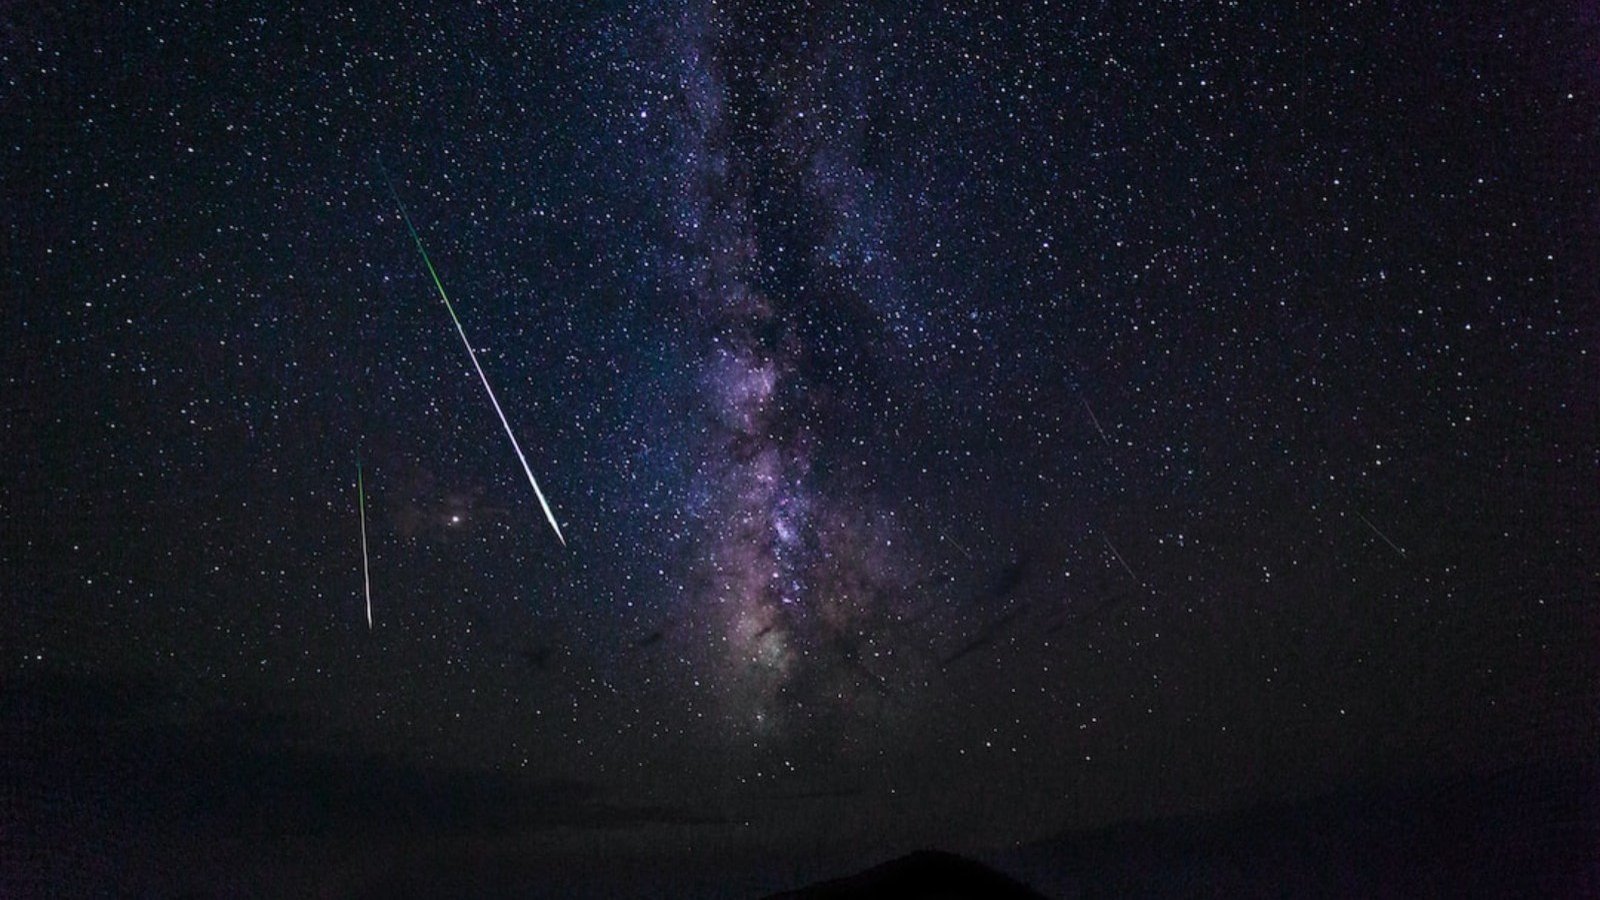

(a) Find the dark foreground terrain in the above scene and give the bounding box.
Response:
[766,850,1049,899]
[987,759,1598,898]
[763,758,1598,899]
[4,672,1595,897]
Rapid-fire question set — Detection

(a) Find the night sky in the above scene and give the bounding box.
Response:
[4,1,1598,896]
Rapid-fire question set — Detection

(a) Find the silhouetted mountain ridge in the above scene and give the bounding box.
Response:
[764,849,1049,899]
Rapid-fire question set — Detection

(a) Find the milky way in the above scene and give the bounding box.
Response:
[659,0,926,737]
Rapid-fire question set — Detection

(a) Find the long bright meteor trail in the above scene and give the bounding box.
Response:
[378,164,567,547]
[357,462,372,629]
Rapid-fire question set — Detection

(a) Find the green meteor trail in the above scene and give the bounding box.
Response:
[378,163,567,547]
[357,461,372,629]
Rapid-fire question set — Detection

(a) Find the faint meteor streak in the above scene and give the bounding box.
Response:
[1355,511,1405,558]
[378,163,567,547]
[1101,532,1138,582]
[938,527,974,561]
[1082,398,1111,445]
[357,461,372,629]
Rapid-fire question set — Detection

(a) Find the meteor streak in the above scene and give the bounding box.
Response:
[1082,398,1111,446]
[1101,532,1138,582]
[357,461,372,629]
[937,527,974,561]
[378,163,567,547]
[1355,511,1405,558]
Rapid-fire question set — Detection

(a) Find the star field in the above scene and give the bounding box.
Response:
[3,1,1597,894]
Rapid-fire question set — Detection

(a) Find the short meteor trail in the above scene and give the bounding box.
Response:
[1355,511,1405,558]
[357,461,372,629]
[1101,532,1138,582]
[378,163,567,547]
[938,527,974,561]
[1082,398,1111,446]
